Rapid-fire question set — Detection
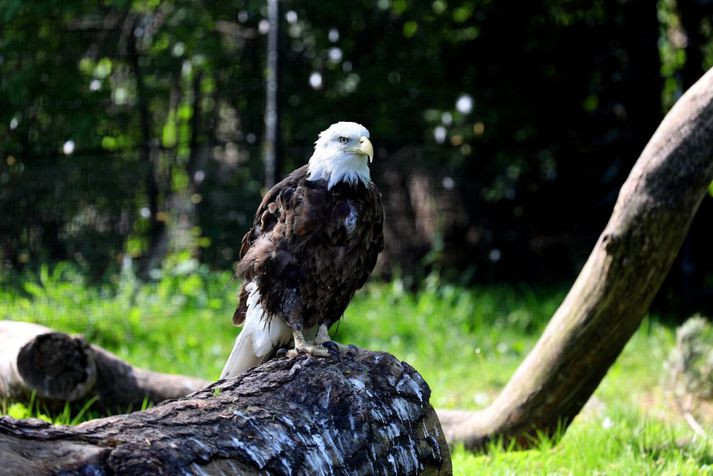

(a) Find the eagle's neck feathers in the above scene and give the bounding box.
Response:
[307,150,370,190]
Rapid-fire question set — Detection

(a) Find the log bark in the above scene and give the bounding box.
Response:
[0,321,208,413]
[0,349,451,475]
[439,67,713,450]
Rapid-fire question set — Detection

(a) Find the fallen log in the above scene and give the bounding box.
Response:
[0,348,451,475]
[0,321,208,412]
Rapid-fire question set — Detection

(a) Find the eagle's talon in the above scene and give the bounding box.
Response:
[321,340,341,358]
[275,348,288,358]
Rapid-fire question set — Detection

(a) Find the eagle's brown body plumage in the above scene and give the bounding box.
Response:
[234,164,384,333]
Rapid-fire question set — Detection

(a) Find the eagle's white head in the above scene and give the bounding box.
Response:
[307,121,374,190]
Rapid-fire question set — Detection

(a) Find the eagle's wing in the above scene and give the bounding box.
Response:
[355,182,384,290]
[238,165,310,260]
[232,165,317,325]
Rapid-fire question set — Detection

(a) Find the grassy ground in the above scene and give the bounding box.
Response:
[1,263,711,474]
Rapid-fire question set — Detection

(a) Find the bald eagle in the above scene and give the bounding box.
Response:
[221,122,384,378]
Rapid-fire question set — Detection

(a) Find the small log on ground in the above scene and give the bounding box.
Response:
[0,349,451,475]
[0,321,208,412]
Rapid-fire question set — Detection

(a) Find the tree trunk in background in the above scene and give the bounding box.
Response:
[0,349,450,475]
[0,321,207,413]
[165,72,208,257]
[439,67,713,450]
[128,19,166,278]
[264,0,281,188]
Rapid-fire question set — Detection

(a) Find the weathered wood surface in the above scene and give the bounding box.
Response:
[0,348,451,475]
[440,67,713,450]
[0,321,208,412]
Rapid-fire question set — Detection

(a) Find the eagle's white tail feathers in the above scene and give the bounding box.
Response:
[220,282,292,379]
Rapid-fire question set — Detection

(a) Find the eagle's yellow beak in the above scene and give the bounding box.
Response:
[359,136,374,163]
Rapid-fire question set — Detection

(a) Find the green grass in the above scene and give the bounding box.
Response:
[451,415,712,475]
[1,262,711,474]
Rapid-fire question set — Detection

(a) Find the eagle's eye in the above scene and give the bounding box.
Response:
[338,136,349,144]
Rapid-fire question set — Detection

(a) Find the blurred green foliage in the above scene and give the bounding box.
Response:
[1,0,712,293]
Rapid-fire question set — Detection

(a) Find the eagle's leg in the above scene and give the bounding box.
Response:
[314,323,332,345]
[286,328,331,358]
[281,289,330,358]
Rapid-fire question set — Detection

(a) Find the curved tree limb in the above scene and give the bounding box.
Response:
[440,67,713,450]
[0,349,451,475]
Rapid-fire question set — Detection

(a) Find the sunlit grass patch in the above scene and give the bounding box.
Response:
[452,408,713,475]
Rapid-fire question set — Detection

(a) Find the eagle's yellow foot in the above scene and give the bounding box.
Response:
[286,345,331,358]
[287,329,331,358]
[315,324,357,356]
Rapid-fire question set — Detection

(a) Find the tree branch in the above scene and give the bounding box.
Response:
[440,66,713,450]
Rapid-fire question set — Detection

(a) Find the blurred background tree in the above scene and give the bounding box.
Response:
[1,0,711,314]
